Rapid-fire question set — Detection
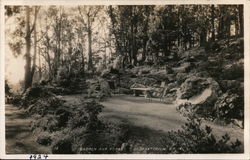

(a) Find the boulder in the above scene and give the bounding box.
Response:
[176,77,222,118]
[179,76,209,99]
[99,79,111,97]
[130,77,157,87]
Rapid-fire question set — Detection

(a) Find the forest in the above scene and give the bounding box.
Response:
[5,5,244,154]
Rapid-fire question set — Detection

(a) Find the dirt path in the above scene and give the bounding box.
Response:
[100,95,244,143]
[5,104,50,154]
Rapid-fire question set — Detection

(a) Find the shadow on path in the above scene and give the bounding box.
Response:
[5,104,50,154]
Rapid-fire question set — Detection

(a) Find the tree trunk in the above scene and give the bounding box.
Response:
[30,7,39,84]
[239,5,243,37]
[38,47,42,80]
[24,6,32,91]
[87,15,93,72]
[211,5,215,41]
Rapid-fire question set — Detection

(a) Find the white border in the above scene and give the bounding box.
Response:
[0,0,249,159]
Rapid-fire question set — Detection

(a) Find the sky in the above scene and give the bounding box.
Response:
[5,44,25,85]
[5,12,25,85]
[4,6,111,86]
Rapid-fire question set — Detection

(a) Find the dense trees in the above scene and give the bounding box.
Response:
[107,5,243,66]
[5,5,243,91]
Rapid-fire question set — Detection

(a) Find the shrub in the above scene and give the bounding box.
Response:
[215,91,244,121]
[36,132,52,146]
[68,100,104,130]
[27,96,65,116]
[160,113,242,153]
[21,85,56,108]
[221,63,244,80]
[51,131,74,154]
[31,114,59,132]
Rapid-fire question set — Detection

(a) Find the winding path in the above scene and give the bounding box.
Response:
[5,104,50,154]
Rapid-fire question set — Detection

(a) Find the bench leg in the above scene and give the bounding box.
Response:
[134,90,140,96]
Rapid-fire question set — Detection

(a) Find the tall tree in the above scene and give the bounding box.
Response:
[24,6,40,91]
[78,6,101,73]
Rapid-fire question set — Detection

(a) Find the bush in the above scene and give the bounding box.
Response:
[215,91,244,121]
[21,85,56,108]
[31,114,59,132]
[51,131,74,154]
[221,62,244,80]
[27,96,65,116]
[50,99,135,154]
[36,132,52,146]
[160,113,242,153]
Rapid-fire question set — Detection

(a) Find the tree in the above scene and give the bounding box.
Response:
[78,6,102,73]
[23,6,40,91]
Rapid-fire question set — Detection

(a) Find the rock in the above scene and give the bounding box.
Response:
[176,77,222,117]
[130,83,146,88]
[176,73,189,85]
[99,79,111,97]
[179,76,209,99]
[130,77,157,87]
[195,71,210,78]
[172,62,192,73]
[167,82,178,91]
[232,119,244,129]
[166,74,175,83]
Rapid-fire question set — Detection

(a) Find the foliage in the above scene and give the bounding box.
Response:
[160,113,242,153]
[67,100,104,130]
[221,62,244,80]
[36,132,52,146]
[215,91,244,120]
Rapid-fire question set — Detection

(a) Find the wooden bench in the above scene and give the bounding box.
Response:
[130,87,154,100]
[130,81,167,101]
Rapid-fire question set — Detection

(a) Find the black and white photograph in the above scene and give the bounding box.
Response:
[1,0,249,159]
